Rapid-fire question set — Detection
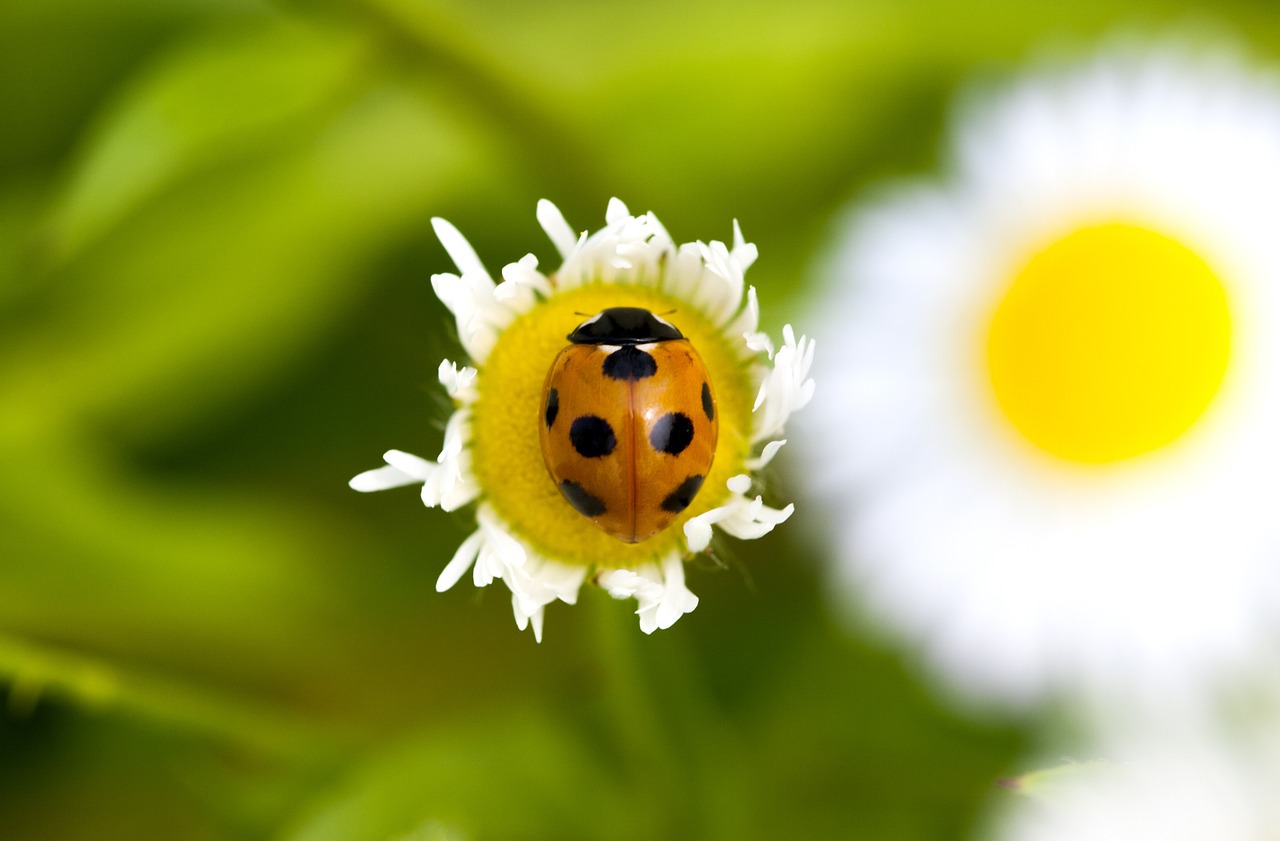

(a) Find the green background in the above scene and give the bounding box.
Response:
[1,1,1270,838]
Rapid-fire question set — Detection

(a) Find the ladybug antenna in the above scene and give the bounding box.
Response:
[658,308,677,316]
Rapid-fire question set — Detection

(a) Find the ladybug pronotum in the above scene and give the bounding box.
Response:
[538,307,718,544]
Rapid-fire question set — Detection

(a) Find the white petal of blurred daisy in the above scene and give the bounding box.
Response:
[984,726,1280,841]
[352,199,812,640]
[806,41,1280,711]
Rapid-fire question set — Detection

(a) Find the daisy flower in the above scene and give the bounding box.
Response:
[806,41,1280,711]
[351,199,813,640]
[985,726,1280,841]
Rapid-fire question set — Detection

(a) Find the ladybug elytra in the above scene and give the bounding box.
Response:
[538,307,718,544]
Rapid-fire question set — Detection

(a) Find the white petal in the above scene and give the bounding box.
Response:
[745,329,774,358]
[497,253,551,299]
[437,360,478,401]
[429,272,466,315]
[748,439,788,470]
[605,197,631,224]
[653,555,699,630]
[349,449,437,491]
[431,217,489,280]
[437,530,484,592]
[731,219,758,270]
[537,199,578,259]
[383,449,435,479]
[684,508,726,553]
[725,286,763,354]
[720,501,794,540]
[612,556,700,634]
[432,466,479,512]
[685,475,796,552]
[530,606,545,642]
[751,326,816,442]
[349,464,418,492]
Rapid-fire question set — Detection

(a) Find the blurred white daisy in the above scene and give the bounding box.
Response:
[351,199,812,640]
[807,42,1280,711]
[984,726,1280,841]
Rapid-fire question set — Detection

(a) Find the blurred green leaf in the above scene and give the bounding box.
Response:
[0,631,331,756]
[7,67,499,441]
[353,0,610,200]
[279,710,636,841]
[0,6,522,736]
[0,178,51,313]
[0,428,368,695]
[388,820,468,841]
[47,21,373,261]
[0,0,262,175]
[0,708,280,841]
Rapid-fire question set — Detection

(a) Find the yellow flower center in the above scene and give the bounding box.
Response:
[985,223,1231,464]
[471,283,756,567]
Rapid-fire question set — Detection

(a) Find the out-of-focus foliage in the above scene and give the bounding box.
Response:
[3,0,1275,838]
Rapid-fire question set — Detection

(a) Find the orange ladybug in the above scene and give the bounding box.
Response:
[539,307,718,544]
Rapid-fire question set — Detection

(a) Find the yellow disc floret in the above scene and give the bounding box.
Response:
[471,283,756,567]
[985,223,1231,465]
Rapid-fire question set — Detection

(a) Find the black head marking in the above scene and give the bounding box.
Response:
[544,388,559,428]
[570,415,617,458]
[649,412,694,455]
[661,474,705,513]
[602,345,658,380]
[701,382,714,421]
[560,480,607,517]
[569,307,684,345]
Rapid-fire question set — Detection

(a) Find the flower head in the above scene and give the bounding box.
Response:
[352,199,812,639]
[805,40,1280,712]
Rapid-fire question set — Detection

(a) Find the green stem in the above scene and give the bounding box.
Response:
[650,631,754,839]
[583,590,701,838]
[584,595,752,839]
[585,591,672,769]
[0,632,340,759]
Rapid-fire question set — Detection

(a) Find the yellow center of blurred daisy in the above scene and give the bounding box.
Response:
[470,283,755,568]
[985,223,1231,464]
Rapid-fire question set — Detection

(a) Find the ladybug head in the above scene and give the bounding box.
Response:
[567,307,685,345]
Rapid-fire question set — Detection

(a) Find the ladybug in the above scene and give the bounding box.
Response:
[539,307,718,544]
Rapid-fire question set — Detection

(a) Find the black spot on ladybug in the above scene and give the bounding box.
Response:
[649,412,694,455]
[661,474,705,513]
[701,382,714,421]
[570,415,616,458]
[560,479,607,517]
[602,345,657,380]
[544,388,559,428]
